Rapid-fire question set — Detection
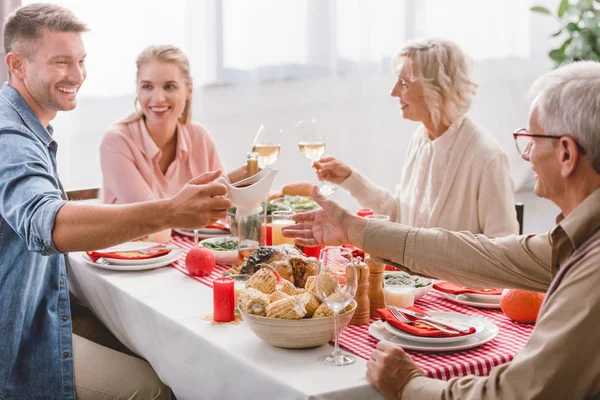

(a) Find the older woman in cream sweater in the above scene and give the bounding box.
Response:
[314,39,518,237]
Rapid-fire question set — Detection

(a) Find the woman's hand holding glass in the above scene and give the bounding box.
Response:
[312,156,353,185]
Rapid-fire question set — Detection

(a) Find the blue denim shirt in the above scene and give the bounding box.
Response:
[0,83,74,399]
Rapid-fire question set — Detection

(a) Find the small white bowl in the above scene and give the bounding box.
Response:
[240,301,356,349]
[199,236,239,265]
[383,271,433,301]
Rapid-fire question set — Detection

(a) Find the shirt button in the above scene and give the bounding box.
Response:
[63,352,69,359]
[61,316,68,322]
[59,279,64,285]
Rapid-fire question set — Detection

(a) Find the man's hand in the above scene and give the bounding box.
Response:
[313,156,353,184]
[282,186,366,247]
[167,170,232,229]
[366,341,425,400]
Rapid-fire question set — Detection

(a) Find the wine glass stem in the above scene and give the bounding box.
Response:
[194,230,198,247]
[333,311,341,360]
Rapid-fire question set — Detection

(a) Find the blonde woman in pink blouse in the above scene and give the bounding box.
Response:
[100,45,244,241]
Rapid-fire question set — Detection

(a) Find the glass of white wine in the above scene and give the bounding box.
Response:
[295,118,336,196]
[252,125,282,169]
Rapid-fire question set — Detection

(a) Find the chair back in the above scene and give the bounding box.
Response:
[515,203,524,235]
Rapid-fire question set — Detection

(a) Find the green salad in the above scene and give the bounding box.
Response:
[202,239,238,251]
[271,195,320,212]
[384,273,430,288]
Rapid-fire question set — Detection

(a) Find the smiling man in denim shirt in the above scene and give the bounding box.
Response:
[0,4,233,399]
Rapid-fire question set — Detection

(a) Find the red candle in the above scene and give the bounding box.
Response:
[213,277,235,322]
[303,245,322,258]
[266,223,272,246]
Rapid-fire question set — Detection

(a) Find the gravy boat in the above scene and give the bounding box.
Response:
[216,168,278,215]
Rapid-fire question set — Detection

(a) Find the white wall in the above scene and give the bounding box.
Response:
[50,9,561,234]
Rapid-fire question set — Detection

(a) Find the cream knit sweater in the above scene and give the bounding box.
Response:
[341,116,519,237]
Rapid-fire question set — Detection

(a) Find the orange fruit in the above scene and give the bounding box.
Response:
[500,289,545,323]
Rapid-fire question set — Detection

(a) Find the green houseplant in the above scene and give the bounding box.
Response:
[531,0,600,65]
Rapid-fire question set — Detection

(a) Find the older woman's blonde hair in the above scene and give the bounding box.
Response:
[393,39,477,129]
[121,45,193,124]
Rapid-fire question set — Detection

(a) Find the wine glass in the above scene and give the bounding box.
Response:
[252,125,282,169]
[295,118,337,196]
[316,246,358,366]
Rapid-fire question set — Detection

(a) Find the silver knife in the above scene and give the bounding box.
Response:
[391,307,472,333]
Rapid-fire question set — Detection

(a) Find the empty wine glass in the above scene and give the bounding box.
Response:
[252,125,282,169]
[316,246,357,366]
[295,118,337,196]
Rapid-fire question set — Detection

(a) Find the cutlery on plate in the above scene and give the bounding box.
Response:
[388,307,459,335]
[390,307,472,333]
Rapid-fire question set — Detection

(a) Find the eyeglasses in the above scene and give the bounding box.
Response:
[512,128,587,156]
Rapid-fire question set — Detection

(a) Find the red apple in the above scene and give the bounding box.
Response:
[186,247,215,276]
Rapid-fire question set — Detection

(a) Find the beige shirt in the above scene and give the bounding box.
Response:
[363,188,600,399]
[341,116,519,237]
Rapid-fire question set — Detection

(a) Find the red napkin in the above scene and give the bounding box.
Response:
[376,306,476,338]
[205,220,230,231]
[434,282,503,296]
[86,245,171,263]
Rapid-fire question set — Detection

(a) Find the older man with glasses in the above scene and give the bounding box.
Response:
[283,61,600,400]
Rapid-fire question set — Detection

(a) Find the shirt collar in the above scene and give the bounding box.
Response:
[1,83,54,147]
[554,188,600,250]
[420,115,466,153]
[138,119,189,160]
[550,187,600,268]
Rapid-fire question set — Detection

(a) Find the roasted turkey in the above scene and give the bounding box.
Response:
[241,245,318,288]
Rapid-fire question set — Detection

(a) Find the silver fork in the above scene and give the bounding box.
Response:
[388,307,459,335]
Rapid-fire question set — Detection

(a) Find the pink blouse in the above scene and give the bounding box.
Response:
[100,119,224,204]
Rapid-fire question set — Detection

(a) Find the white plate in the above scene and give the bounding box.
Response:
[441,292,502,309]
[382,311,485,344]
[460,292,502,302]
[80,248,182,271]
[174,228,231,239]
[369,317,499,352]
[199,236,239,265]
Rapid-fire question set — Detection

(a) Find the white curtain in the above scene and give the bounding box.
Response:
[22,0,559,200]
[25,0,532,96]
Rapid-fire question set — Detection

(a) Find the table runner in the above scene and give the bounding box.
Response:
[169,234,534,379]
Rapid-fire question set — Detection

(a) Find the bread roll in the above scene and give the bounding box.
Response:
[282,182,313,198]
[267,191,284,202]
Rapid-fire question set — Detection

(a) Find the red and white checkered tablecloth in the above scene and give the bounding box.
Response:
[168,235,535,380]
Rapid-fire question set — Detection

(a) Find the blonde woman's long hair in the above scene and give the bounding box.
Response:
[393,39,478,130]
[120,45,193,124]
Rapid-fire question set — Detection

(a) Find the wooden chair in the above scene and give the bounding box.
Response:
[66,188,100,201]
[515,202,524,235]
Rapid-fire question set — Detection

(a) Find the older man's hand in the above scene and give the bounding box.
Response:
[366,341,425,400]
[281,186,367,247]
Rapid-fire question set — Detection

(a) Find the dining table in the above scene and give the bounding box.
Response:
[67,234,535,400]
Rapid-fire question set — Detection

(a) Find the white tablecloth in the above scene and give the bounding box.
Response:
[67,253,382,400]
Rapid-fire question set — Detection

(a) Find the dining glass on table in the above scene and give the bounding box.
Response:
[317,247,357,366]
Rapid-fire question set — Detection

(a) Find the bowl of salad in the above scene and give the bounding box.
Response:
[269,195,321,213]
[199,236,239,265]
[383,271,433,301]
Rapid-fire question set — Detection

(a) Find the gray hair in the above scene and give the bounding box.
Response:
[393,38,478,129]
[4,3,88,57]
[530,61,600,174]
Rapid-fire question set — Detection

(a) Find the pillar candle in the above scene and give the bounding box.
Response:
[213,277,235,322]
